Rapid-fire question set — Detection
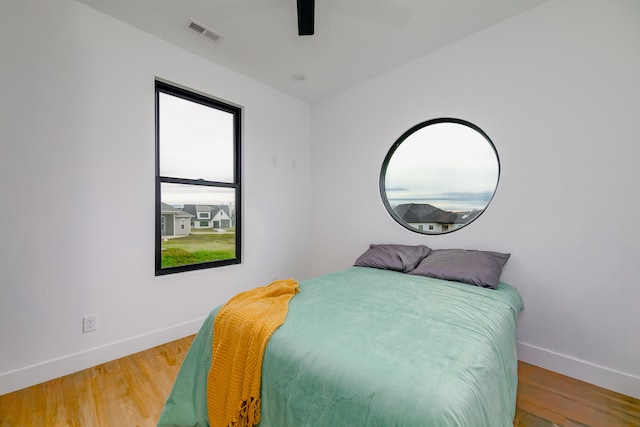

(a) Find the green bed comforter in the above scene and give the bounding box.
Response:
[158,267,524,427]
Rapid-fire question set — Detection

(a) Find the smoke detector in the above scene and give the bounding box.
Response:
[187,19,223,43]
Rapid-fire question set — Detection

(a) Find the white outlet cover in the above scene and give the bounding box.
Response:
[83,315,97,333]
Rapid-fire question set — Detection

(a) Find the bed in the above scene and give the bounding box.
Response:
[158,256,523,427]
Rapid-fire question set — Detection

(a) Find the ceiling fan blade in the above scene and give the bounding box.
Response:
[297,0,314,36]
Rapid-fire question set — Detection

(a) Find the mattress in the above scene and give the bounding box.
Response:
[158,266,524,426]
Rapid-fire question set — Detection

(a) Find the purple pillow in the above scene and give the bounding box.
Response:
[354,244,431,273]
[409,249,510,289]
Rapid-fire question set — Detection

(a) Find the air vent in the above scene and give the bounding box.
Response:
[187,19,223,42]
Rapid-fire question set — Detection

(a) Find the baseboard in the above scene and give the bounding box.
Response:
[4,334,638,399]
[0,317,205,396]
[518,341,640,400]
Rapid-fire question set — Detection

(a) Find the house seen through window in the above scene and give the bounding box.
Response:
[155,80,241,275]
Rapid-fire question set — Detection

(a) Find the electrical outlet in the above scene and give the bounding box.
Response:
[83,315,97,333]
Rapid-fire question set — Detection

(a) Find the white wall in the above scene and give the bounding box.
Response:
[311,0,640,398]
[0,0,312,394]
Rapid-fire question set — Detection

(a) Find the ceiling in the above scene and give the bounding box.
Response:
[76,0,547,104]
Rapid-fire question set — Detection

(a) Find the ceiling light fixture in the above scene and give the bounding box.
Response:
[291,72,308,82]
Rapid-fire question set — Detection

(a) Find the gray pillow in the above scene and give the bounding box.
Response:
[354,244,431,273]
[409,249,510,289]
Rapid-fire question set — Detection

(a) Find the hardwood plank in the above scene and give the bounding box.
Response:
[516,361,640,427]
[1,338,639,427]
[514,407,562,427]
[0,336,194,426]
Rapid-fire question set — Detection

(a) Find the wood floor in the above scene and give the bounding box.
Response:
[514,362,640,427]
[1,336,638,426]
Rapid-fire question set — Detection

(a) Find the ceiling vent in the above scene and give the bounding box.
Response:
[187,19,223,42]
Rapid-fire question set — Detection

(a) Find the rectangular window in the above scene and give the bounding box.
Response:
[155,80,241,275]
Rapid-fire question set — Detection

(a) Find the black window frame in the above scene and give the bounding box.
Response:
[379,117,500,235]
[155,80,242,276]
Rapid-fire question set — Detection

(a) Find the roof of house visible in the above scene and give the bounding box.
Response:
[393,203,467,224]
[160,202,193,217]
[183,204,231,217]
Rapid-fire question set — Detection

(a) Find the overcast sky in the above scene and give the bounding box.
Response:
[161,183,234,206]
[384,122,499,205]
[159,93,235,206]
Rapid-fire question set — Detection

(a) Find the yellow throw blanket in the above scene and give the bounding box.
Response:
[207,279,300,427]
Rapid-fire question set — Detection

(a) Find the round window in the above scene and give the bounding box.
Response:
[380,118,500,234]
